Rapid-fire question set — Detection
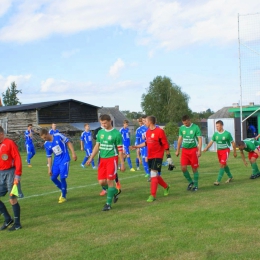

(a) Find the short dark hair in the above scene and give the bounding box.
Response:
[123,120,129,124]
[141,115,147,119]
[138,117,142,122]
[84,123,89,127]
[147,116,156,124]
[28,124,32,127]
[39,128,48,136]
[99,114,111,121]
[216,120,223,125]
[182,115,190,121]
[0,126,4,134]
[237,141,245,146]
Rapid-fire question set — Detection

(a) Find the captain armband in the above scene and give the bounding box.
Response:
[118,145,123,152]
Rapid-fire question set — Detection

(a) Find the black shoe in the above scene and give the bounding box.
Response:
[0,219,13,231]
[113,189,121,203]
[102,203,111,211]
[256,173,260,177]
[187,182,194,191]
[192,187,198,192]
[8,224,22,231]
[250,174,257,179]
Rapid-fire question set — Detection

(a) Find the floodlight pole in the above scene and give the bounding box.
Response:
[238,13,243,140]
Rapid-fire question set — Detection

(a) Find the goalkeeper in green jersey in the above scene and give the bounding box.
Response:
[237,139,260,179]
[203,120,237,185]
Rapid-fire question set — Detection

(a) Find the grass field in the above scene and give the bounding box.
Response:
[1,149,260,260]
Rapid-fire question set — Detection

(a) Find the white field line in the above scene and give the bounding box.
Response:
[8,173,144,202]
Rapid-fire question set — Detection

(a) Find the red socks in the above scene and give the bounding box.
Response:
[151,176,168,197]
[157,176,168,189]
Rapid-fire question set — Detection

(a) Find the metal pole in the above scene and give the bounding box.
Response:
[238,13,243,140]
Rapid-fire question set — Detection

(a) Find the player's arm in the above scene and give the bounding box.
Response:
[255,134,260,140]
[67,141,77,161]
[203,140,214,152]
[47,156,52,176]
[80,140,84,151]
[131,142,146,149]
[175,136,183,157]
[11,142,22,182]
[239,149,247,166]
[197,136,202,157]
[231,141,237,157]
[86,142,100,165]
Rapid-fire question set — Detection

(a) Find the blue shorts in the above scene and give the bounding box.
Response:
[123,145,130,155]
[84,147,93,157]
[52,161,70,179]
[26,143,35,154]
[140,147,148,158]
[0,168,16,199]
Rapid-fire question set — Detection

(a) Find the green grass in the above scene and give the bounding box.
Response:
[1,150,260,260]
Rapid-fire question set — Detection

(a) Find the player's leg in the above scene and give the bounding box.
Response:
[81,149,88,167]
[31,144,36,158]
[136,157,140,170]
[181,148,193,189]
[190,148,200,191]
[147,159,158,202]
[214,149,229,185]
[141,147,150,177]
[26,144,32,166]
[58,161,70,203]
[125,146,135,171]
[88,148,96,169]
[249,153,259,179]
[0,171,13,230]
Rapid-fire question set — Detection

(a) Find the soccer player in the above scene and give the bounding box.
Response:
[135,116,150,177]
[132,116,173,202]
[80,123,96,169]
[24,124,35,167]
[40,129,77,203]
[49,123,59,135]
[120,120,135,171]
[175,115,202,191]
[86,114,125,211]
[203,120,237,185]
[237,138,260,179]
[0,126,22,231]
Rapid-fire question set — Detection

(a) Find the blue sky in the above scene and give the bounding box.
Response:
[0,0,259,112]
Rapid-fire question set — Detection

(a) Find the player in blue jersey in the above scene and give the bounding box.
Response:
[39,129,77,203]
[80,123,96,169]
[119,120,135,171]
[135,116,150,177]
[49,123,59,135]
[24,124,36,167]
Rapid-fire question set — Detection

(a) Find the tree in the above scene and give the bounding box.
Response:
[121,110,143,120]
[164,122,179,144]
[141,76,191,124]
[2,82,22,106]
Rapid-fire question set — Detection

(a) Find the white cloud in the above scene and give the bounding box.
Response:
[0,0,13,17]
[61,48,80,58]
[109,58,125,78]
[0,74,31,92]
[1,0,260,50]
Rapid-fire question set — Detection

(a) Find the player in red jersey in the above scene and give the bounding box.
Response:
[132,116,174,202]
[0,126,22,231]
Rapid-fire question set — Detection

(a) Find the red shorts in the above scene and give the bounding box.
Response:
[217,148,230,166]
[248,147,260,160]
[181,147,199,168]
[98,156,118,180]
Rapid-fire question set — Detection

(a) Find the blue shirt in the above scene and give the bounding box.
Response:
[25,130,33,144]
[44,133,70,164]
[49,129,60,135]
[80,131,93,149]
[120,127,131,146]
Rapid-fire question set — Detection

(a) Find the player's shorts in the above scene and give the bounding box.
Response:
[248,147,260,160]
[0,168,16,199]
[148,158,163,172]
[98,156,118,181]
[52,161,70,179]
[84,147,93,157]
[181,147,199,168]
[123,145,130,155]
[140,146,148,158]
[26,143,35,155]
[217,148,230,166]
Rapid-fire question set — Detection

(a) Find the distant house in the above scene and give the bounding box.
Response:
[98,106,135,135]
[0,99,99,134]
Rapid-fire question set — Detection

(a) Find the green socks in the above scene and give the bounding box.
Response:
[251,163,259,176]
[217,168,225,182]
[106,187,117,205]
[224,166,233,178]
[193,171,199,188]
[183,171,193,183]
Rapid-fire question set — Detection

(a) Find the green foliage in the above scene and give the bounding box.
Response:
[2,81,22,106]
[121,110,143,120]
[164,122,179,143]
[141,76,191,124]
[192,108,215,119]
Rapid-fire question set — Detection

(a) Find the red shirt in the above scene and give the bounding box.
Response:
[146,127,169,159]
[0,138,22,176]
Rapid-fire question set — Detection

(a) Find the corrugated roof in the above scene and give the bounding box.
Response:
[0,99,99,113]
[208,107,234,119]
[70,122,100,131]
[98,107,134,127]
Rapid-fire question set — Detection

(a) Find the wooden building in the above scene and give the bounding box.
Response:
[0,99,99,134]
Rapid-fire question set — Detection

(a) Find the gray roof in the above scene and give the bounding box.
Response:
[98,107,134,127]
[0,99,99,113]
[70,122,100,131]
[208,107,234,119]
